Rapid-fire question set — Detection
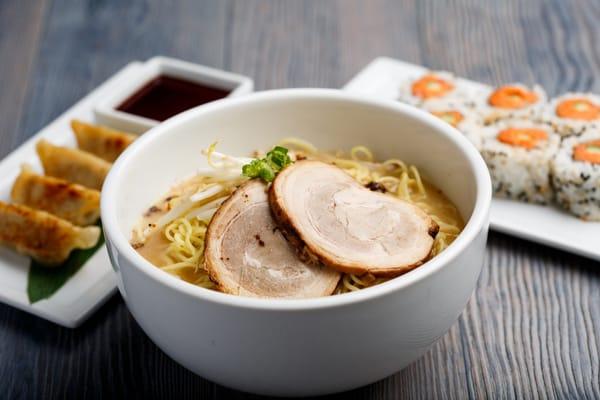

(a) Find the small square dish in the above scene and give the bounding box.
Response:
[94,56,254,134]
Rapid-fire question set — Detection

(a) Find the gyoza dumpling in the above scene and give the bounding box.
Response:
[71,119,136,162]
[36,139,111,190]
[0,201,100,265]
[11,164,100,226]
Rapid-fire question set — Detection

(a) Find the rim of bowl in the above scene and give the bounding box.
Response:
[101,88,492,311]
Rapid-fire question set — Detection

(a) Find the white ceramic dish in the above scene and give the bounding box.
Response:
[344,57,600,261]
[101,89,491,396]
[0,62,149,327]
[0,57,253,327]
[94,56,254,134]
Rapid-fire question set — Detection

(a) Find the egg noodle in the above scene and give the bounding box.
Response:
[134,139,464,295]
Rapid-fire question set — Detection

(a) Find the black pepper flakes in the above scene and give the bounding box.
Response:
[144,205,161,217]
[255,234,265,247]
[365,181,387,193]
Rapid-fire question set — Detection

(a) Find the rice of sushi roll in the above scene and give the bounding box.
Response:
[475,84,546,124]
[479,119,560,204]
[422,99,485,148]
[397,71,472,106]
[543,93,600,137]
[551,129,600,220]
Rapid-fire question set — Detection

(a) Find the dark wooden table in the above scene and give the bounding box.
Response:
[1,1,599,398]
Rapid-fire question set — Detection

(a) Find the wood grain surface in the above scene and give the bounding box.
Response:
[1,0,599,399]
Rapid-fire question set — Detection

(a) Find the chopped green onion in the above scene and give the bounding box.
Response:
[242,146,293,182]
[586,144,600,153]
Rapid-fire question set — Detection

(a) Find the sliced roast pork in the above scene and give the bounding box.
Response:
[269,161,439,277]
[204,179,340,298]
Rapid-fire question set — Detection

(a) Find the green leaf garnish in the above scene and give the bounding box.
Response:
[242,146,293,182]
[27,222,105,304]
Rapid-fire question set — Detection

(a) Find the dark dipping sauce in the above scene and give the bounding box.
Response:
[117,75,231,121]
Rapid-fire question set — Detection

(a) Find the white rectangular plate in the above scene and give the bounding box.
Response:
[0,62,147,328]
[343,57,600,261]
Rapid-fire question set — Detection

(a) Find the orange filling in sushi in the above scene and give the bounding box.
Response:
[497,128,548,149]
[411,75,454,99]
[556,98,600,121]
[431,110,464,127]
[573,140,600,164]
[488,86,538,109]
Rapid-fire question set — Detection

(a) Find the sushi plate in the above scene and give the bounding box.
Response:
[0,61,147,328]
[343,57,600,261]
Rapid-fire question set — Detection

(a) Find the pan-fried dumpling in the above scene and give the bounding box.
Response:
[71,119,137,162]
[11,164,100,226]
[36,139,111,190]
[0,201,100,265]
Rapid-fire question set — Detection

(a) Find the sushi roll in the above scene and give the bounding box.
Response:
[479,119,560,204]
[422,99,485,148]
[397,71,471,106]
[543,93,600,137]
[551,129,600,220]
[475,84,546,124]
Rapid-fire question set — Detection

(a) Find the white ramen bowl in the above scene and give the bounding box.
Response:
[101,89,491,397]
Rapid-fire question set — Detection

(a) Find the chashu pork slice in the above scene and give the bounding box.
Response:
[204,179,340,298]
[269,161,439,277]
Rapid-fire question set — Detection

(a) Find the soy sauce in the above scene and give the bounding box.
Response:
[117,75,231,121]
